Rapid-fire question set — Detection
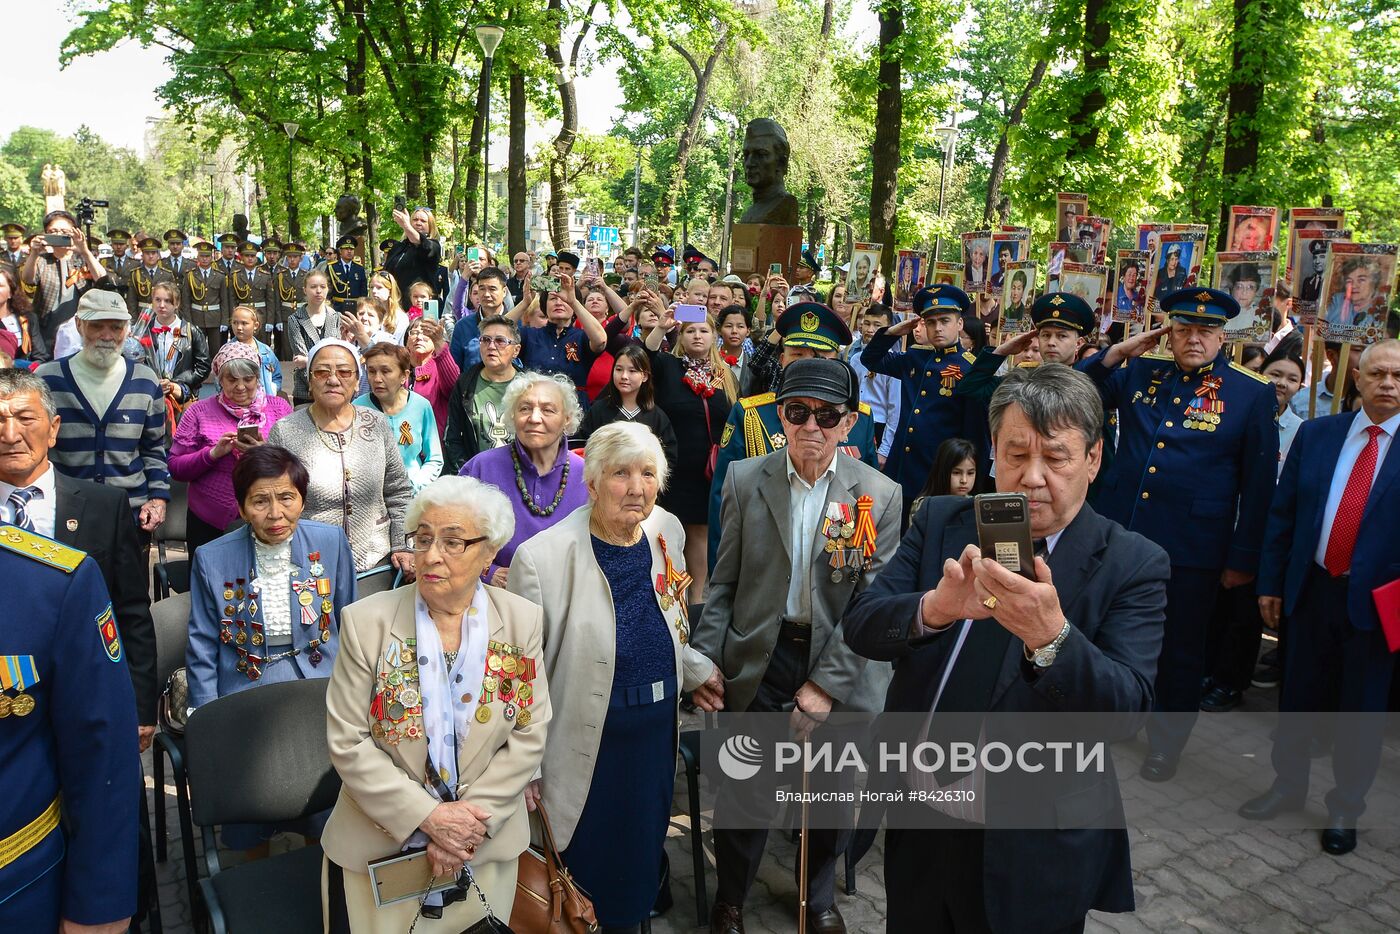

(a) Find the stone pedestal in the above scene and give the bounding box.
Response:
[728,223,803,278]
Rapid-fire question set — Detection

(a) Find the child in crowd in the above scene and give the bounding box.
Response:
[908,437,979,520]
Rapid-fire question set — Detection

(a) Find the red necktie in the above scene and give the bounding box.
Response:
[1323,425,1385,576]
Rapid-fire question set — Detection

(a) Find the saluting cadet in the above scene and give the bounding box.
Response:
[160,228,187,277]
[216,232,240,274]
[228,241,275,338]
[101,229,136,292]
[326,235,367,313]
[0,526,140,932]
[860,284,989,512]
[1078,287,1278,781]
[0,224,26,274]
[183,239,231,353]
[126,236,176,321]
[708,302,877,569]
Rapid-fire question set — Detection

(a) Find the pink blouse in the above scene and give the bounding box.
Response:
[410,345,461,441]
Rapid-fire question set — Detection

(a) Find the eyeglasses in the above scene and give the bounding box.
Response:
[782,402,847,429]
[479,335,517,347]
[406,532,487,555]
[311,367,358,381]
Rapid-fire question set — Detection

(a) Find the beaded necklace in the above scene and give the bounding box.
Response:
[510,443,571,517]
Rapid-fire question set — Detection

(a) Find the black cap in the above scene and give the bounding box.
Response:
[379,239,395,253]
[1030,292,1096,333]
[336,235,357,250]
[777,358,860,409]
[798,248,821,273]
[556,250,581,269]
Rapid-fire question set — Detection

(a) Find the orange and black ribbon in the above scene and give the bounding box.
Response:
[850,495,878,559]
[940,363,964,392]
[1195,374,1224,414]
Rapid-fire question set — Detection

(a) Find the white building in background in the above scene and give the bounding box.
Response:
[487,172,627,258]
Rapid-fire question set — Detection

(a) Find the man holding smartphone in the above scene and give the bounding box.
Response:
[22,209,115,347]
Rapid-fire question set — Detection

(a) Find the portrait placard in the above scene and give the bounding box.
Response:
[1284,207,1347,287]
[961,231,992,293]
[1069,215,1112,265]
[1317,241,1397,345]
[846,242,882,304]
[1146,231,1205,313]
[1060,261,1109,321]
[1046,242,1070,292]
[998,260,1038,335]
[1213,251,1279,342]
[1113,250,1149,325]
[1293,228,1353,323]
[988,231,1027,294]
[1226,206,1279,253]
[931,261,964,286]
[1056,193,1089,243]
[893,250,926,312]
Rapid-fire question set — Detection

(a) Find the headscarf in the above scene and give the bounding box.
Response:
[212,340,268,427]
[306,337,363,374]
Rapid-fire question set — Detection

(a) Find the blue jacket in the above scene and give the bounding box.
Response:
[1078,348,1277,572]
[449,310,482,370]
[187,520,356,707]
[327,260,367,311]
[0,529,140,926]
[1258,410,1400,630]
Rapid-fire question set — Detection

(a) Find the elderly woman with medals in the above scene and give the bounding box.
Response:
[322,476,549,932]
[186,444,357,853]
[509,422,724,934]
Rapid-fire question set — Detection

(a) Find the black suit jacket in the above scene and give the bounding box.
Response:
[843,496,1168,932]
[142,324,211,403]
[53,473,159,724]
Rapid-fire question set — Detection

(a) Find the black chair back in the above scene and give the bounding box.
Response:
[151,592,192,685]
[157,480,189,547]
[356,564,396,597]
[185,679,341,828]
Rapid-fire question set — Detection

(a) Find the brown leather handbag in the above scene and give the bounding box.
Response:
[511,801,599,933]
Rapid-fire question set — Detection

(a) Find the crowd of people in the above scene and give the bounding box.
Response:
[1,203,1399,934]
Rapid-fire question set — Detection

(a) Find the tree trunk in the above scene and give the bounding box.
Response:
[869,2,903,276]
[659,30,730,234]
[447,125,461,225]
[1069,0,1110,154]
[508,68,527,257]
[422,138,436,212]
[544,61,578,248]
[462,67,489,240]
[346,0,376,264]
[406,171,421,203]
[985,58,1047,223]
[1217,0,1268,249]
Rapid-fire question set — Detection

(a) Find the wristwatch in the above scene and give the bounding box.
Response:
[1024,620,1072,668]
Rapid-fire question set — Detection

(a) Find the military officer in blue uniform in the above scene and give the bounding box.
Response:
[708,302,876,569]
[954,291,1117,499]
[860,283,989,513]
[0,526,140,932]
[327,235,367,314]
[1078,287,1278,781]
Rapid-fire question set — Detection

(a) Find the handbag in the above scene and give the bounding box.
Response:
[700,394,719,481]
[158,667,190,736]
[511,801,598,933]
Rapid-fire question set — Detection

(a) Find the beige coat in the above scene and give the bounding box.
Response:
[508,504,715,850]
[321,584,550,875]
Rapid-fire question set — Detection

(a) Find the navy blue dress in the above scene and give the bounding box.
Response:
[561,534,678,926]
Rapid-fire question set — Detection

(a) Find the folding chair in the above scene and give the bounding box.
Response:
[154,481,190,598]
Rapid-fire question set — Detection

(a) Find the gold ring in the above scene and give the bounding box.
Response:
[982,595,998,609]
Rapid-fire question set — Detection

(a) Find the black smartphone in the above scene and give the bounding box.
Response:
[974,493,1037,581]
[237,425,262,446]
[44,233,73,247]
[393,194,407,212]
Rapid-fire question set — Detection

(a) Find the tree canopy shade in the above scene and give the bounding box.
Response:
[39,0,1400,260]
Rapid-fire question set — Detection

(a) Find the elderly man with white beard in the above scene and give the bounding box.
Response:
[36,290,170,541]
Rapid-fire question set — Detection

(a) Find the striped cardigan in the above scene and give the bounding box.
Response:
[37,356,171,513]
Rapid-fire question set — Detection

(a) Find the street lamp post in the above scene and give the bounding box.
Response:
[475,24,505,245]
[932,124,957,263]
[282,122,301,240]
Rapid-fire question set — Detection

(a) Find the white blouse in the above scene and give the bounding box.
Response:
[252,538,296,641]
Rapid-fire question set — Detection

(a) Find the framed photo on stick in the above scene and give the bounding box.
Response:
[961,231,992,292]
[1213,251,1279,342]
[931,261,964,286]
[1056,193,1089,243]
[1046,242,1070,293]
[846,242,882,303]
[988,232,1026,294]
[1113,250,1149,325]
[893,250,926,312]
[1146,231,1205,313]
[1293,229,1353,323]
[1316,241,1397,345]
[1060,261,1109,321]
[999,260,1038,335]
[1226,206,1279,253]
[1284,207,1347,287]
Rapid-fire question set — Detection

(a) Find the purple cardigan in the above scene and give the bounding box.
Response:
[460,439,588,580]
[168,394,295,529]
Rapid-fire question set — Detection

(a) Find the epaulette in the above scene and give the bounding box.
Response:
[1230,361,1272,383]
[740,392,776,410]
[0,526,85,573]
[858,402,872,416]
[1142,351,1173,361]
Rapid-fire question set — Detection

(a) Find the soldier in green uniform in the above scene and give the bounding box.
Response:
[1,223,26,274]
[101,229,136,291]
[227,241,275,344]
[260,237,284,277]
[160,229,188,277]
[707,301,878,569]
[216,233,239,274]
[274,242,310,314]
[183,239,232,353]
[126,236,177,321]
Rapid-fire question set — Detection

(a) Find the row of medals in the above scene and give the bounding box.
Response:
[219,555,332,680]
[1183,405,1223,432]
[822,513,868,584]
[370,639,538,745]
[0,691,36,718]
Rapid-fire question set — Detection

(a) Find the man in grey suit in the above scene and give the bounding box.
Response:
[693,358,902,934]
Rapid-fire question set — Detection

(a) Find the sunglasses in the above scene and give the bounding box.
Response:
[783,402,847,429]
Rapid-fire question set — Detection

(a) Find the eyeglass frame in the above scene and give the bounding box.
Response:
[781,401,849,430]
[478,335,518,347]
[406,531,489,555]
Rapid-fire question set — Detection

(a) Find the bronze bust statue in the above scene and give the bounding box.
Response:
[738,118,800,227]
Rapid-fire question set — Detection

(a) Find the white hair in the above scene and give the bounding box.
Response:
[584,421,669,491]
[500,371,583,439]
[404,475,515,550]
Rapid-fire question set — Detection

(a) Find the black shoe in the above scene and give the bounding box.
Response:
[806,906,847,934]
[1251,662,1281,689]
[1238,789,1305,820]
[1200,675,1216,696]
[1139,752,1178,782]
[1321,816,1357,855]
[710,902,745,934]
[1199,685,1243,712]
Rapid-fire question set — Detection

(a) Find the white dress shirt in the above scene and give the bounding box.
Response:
[0,463,58,539]
[1314,409,1400,568]
[1276,406,1303,479]
[251,538,296,641]
[914,527,1065,824]
[152,316,185,378]
[784,448,839,624]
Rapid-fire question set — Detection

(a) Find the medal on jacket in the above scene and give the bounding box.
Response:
[939,362,963,396]
[0,654,39,717]
[1185,374,1224,432]
[655,534,693,641]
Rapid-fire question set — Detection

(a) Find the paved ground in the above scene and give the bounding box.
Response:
[142,674,1400,934]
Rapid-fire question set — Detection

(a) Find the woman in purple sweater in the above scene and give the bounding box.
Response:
[169,341,295,553]
[459,371,588,587]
